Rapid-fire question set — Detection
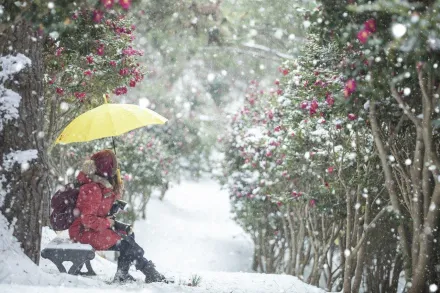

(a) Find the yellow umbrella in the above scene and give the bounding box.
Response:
[55,101,167,144]
[55,97,167,185]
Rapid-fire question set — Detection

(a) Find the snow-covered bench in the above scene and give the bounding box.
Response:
[41,237,96,276]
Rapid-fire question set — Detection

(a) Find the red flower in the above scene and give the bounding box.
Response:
[300,101,308,109]
[274,79,280,85]
[92,10,104,23]
[122,47,144,56]
[266,151,272,157]
[101,0,114,9]
[119,0,132,10]
[129,80,136,87]
[277,201,283,207]
[72,13,78,20]
[276,89,283,95]
[55,47,64,57]
[109,60,117,67]
[119,68,130,76]
[310,100,319,110]
[309,199,316,208]
[97,45,104,56]
[114,86,128,95]
[327,166,334,173]
[348,113,357,121]
[56,87,64,95]
[364,19,376,33]
[326,94,335,106]
[274,125,281,132]
[74,92,86,102]
[344,79,357,98]
[336,123,342,130]
[86,55,94,64]
[267,110,274,120]
[282,69,289,76]
[357,29,372,44]
[84,70,92,76]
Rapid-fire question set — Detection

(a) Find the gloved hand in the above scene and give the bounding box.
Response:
[114,220,133,235]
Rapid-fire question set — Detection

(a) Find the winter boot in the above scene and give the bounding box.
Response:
[113,255,136,283]
[136,258,168,284]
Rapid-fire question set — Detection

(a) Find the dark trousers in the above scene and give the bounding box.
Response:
[109,233,147,273]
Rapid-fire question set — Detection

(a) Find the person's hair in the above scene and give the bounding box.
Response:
[110,173,123,195]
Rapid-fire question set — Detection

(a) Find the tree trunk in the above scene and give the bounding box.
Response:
[0,20,48,264]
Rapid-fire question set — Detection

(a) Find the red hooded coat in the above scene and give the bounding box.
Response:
[68,172,121,250]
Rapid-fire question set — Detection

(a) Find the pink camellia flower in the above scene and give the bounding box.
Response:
[327,166,334,173]
[72,13,78,20]
[122,47,144,56]
[364,19,376,33]
[74,92,86,102]
[266,151,272,157]
[86,55,94,64]
[282,69,289,76]
[84,70,92,76]
[309,199,316,208]
[55,47,64,56]
[101,0,114,9]
[348,113,357,121]
[267,110,274,120]
[326,94,335,106]
[357,29,372,44]
[92,10,104,23]
[344,79,357,97]
[277,201,283,207]
[274,79,280,85]
[109,60,117,67]
[119,68,130,76]
[97,45,104,56]
[310,100,319,110]
[336,123,342,130]
[119,0,132,10]
[300,101,308,109]
[114,86,128,95]
[291,191,297,197]
[129,80,136,87]
[56,87,64,95]
[276,89,283,96]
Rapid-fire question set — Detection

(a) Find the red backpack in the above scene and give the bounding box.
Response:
[49,183,81,231]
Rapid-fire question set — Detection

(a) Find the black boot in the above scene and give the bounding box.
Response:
[136,258,168,284]
[113,255,136,283]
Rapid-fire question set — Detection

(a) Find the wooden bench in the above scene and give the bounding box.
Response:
[41,237,97,276]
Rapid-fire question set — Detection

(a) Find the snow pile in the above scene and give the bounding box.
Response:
[0,213,94,286]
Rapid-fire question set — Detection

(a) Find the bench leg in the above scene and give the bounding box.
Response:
[84,260,97,276]
[45,256,67,274]
[68,260,86,275]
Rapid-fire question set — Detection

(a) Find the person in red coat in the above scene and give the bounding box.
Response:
[69,149,167,283]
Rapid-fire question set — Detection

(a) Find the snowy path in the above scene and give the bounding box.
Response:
[0,179,327,293]
[135,179,253,273]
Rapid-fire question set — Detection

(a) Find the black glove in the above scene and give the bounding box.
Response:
[114,220,133,235]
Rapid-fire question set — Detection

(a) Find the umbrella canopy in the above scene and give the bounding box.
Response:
[55,103,168,144]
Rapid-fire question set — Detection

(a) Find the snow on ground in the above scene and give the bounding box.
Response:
[135,179,253,273]
[1,179,328,293]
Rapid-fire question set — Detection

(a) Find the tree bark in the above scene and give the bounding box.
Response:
[0,20,48,264]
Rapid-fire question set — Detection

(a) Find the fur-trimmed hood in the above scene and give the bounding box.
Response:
[79,159,113,189]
